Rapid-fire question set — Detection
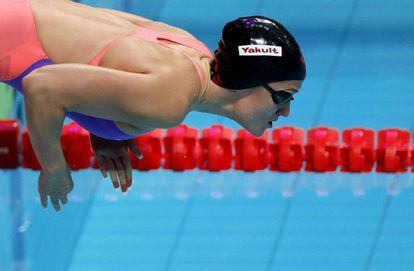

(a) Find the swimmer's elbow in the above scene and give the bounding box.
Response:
[151,97,188,128]
[142,103,187,129]
[159,113,186,128]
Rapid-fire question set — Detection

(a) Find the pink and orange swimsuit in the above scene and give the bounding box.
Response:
[0,0,212,140]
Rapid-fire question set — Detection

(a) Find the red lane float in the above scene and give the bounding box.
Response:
[411,133,414,171]
[305,127,340,172]
[199,125,234,171]
[22,127,41,170]
[61,122,92,170]
[269,126,304,172]
[0,120,19,169]
[130,129,163,171]
[1,119,413,174]
[234,129,269,171]
[376,128,410,173]
[340,128,375,173]
[163,124,201,171]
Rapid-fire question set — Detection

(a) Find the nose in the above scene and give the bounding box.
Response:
[277,103,290,117]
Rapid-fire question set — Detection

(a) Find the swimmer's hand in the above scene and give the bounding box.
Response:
[90,134,143,193]
[38,164,74,212]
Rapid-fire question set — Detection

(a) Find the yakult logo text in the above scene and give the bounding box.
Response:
[238,45,282,57]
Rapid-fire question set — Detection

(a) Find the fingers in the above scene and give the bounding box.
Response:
[59,194,69,205]
[50,196,61,212]
[96,155,108,179]
[104,156,132,193]
[40,193,48,208]
[126,140,143,159]
[106,158,120,190]
[49,194,68,212]
[121,156,133,189]
[114,158,128,193]
[39,194,69,211]
[37,168,73,212]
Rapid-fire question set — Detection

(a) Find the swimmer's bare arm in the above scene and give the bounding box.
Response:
[23,64,186,171]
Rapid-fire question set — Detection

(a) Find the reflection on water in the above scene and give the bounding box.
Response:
[121,170,413,200]
[2,170,413,204]
[1,169,413,271]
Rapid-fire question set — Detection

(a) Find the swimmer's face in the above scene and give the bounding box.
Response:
[235,80,303,137]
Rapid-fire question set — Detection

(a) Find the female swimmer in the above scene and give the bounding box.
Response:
[0,0,305,211]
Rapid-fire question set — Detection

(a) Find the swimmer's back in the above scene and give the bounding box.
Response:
[28,0,211,136]
[31,0,201,72]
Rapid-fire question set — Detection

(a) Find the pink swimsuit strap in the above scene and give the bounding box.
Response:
[89,26,213,92]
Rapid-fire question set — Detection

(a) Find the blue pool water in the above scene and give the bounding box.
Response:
[1,170,414,271]
[1,0,414,270]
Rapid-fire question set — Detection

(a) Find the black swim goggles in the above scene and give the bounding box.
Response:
[263,84,295,105]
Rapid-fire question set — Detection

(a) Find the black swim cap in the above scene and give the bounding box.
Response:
[211,16,306,90]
